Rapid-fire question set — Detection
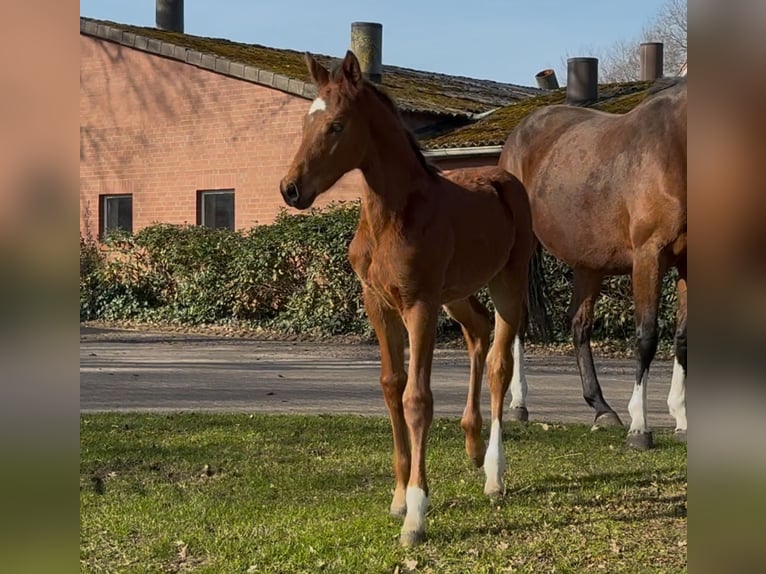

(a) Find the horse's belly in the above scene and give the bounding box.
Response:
[530,188,633,272]
[535,213,632,273]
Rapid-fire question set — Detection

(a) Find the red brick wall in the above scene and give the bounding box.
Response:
[80,35,364,238]
[79,36,496,238]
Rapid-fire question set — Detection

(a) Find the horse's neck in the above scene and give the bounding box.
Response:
[358,93,432,233]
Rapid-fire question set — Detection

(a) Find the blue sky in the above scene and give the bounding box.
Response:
[79,0,667,86]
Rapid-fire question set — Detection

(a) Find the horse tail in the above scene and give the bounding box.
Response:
[525,242,553,343]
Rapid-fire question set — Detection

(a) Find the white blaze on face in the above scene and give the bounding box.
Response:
[308,97,326,115]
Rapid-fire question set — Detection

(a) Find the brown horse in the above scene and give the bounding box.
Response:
[499,79,687,449]
[279,51,535,546]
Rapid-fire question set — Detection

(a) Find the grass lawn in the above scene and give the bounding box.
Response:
[80,414,686,573]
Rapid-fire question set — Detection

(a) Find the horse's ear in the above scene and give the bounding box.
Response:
[340,50,362,88]
[305,53,330,88]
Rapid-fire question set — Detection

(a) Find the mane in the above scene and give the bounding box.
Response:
[368,82,440,177]
[346,74,440,178]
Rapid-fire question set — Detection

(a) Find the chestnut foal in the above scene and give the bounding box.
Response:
[280,51,534,546]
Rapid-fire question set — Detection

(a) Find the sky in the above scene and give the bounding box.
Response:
[79,0,668,86]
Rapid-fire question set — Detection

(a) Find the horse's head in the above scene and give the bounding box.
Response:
[280,51,368,210]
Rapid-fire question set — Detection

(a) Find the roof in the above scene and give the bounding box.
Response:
[422,81,653,149]
[80,17,542,118]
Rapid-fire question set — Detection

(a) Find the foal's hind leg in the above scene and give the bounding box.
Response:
[363,288,409,516]
[626,249,665,450]
[668,259,687,441]
[444,296,490,467]
[484,267,526,497]
[570,268,624,428]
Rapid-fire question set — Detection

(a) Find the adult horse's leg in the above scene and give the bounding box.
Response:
[668,259,687,441]
[508,335,529,421]
[444,296,490,467]
[363,288,409,517]
[626,249,664,450]
[570,269,624,428]
[399,300,439,547]
[484,266,526,497]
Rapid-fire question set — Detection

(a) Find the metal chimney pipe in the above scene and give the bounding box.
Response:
[350,22,383,83]
[156,0,184,33]
[639,42,664,81]
[535,69,560,90]
[566,57,598,105]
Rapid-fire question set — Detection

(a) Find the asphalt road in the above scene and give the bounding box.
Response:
[80,326,676,427]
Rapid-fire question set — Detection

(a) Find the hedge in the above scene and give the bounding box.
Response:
[80,201,679,346]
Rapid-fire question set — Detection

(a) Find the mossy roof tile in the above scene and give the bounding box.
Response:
[421,81,652,149]
[80,17,541,117]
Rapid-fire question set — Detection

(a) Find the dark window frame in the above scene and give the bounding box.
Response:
[197,189,235,230]
[99,194,133,239]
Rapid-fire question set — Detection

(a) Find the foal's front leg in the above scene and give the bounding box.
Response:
[400,301,439,547]
[363,289,409,516]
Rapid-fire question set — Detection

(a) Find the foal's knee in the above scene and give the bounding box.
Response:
[403,390,433,427]
[380,372,406,403]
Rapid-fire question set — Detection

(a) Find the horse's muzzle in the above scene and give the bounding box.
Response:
[280,179,301,207]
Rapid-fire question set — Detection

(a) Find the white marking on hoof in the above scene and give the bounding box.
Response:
[483,419,505,496]
[628,378,649,435]
[308,97,326,114]
[401,487,428,539]
[509,336,528,410]
[667,358,687,432]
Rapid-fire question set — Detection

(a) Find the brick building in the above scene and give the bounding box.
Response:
[79,17,544,240]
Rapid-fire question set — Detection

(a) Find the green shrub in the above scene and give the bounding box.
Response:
[538,255,679,344]
[79,233,105,321]
[79,201,680,345]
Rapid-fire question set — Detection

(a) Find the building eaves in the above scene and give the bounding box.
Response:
[80,18,318,100]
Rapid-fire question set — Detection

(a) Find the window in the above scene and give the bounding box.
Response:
[99,194,133,238]
[198,189,235,230]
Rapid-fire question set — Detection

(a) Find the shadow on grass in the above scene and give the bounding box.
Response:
[427,466,686,542]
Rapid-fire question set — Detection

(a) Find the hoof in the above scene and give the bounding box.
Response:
[465,438,486,469]
[626,431,654,450]
[593,411,624,429]
[673,429,687,443]
[469,452,485,469]
[484,482,504,498]
[399,529,426,547]
[509,406,529,422]
[390,502,407,518]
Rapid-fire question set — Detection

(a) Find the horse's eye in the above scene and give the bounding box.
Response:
[329,122,344,134]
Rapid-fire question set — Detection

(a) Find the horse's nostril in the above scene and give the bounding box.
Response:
[285,182,299,202]
[280,180,301,206]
